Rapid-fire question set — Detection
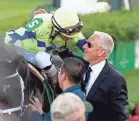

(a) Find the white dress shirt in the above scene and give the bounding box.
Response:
[85,60,106,96]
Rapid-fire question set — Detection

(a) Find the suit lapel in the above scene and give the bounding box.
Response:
[87,61,110,100]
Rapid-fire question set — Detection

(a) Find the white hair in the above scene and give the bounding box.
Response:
[93,31,114,59]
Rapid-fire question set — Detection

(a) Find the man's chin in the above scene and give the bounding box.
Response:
[83,55,88,62]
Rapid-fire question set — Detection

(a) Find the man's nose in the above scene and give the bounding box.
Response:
[83,43,88,49]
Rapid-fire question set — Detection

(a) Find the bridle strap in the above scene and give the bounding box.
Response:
[0,70,25,115]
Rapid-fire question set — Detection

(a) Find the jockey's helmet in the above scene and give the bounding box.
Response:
[51,7,83,38]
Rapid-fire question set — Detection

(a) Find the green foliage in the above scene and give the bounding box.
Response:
[0,13,28,34]
[123,69,139,103]
[125,102,135,116]
[80,8,139,42]
[1,1,139,42]
[0,0,47,35]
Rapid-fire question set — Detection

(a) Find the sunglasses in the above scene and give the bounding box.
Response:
[87,42,92,48]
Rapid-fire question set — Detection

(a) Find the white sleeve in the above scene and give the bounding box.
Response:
[35,51,52,69]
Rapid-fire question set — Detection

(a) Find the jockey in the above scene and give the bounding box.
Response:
[3,7,87,92]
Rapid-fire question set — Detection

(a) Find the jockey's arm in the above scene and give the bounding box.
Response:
[33,9,48,16]
[72,32,87,51]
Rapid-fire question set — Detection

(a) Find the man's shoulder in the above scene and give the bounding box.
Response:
[72,88,86,101]
[64,85,85,101]
[104,61,126,83]
[108,62,124,76]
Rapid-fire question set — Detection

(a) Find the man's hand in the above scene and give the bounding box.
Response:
[27,104,37,112]
[33,9,47,16]
[30,97,44,115]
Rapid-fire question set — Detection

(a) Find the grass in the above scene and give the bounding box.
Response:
[123,69,139,103]
[0,0,51,34]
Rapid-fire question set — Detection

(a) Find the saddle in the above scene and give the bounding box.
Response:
[28,63,55,106]
[10,55,55,112]
[0,46,56,112]
[28,63,44,82]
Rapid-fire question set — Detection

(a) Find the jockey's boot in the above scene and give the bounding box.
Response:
[42,64,62,95]
[35,51,62,95]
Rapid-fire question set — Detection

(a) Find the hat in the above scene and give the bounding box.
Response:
[51,93,93,121]
[52,7,83,38]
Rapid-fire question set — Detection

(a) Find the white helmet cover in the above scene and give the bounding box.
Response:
[52,7,83,37]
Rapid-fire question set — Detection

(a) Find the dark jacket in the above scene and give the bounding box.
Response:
[32,84,86,121]
[58,48,128,121]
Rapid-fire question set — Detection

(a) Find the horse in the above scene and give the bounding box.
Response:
[11,54,63,112]
[0,44,63,112]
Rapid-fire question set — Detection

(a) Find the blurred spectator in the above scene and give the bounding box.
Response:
[58,57,85,99]
[51,93,93,121]
[29,57,90,121]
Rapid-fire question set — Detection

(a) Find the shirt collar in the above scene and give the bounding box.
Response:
[90,60,106,71]
[63,84,81,93]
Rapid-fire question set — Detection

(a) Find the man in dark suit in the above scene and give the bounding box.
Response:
[57,31,128,121]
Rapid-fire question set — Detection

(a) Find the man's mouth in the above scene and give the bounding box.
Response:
[83,50,87,53]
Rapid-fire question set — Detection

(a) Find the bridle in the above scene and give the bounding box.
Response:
[0,70,25,120]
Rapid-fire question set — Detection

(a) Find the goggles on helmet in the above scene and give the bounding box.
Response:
[52,15,83,37]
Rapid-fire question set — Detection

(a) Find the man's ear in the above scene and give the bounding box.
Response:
[98,48,105,57]
[61,72,67,80]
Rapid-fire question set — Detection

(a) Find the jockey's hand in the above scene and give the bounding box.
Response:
[35,51,52,70]
[33,9,47,16]
[30,97,44,115]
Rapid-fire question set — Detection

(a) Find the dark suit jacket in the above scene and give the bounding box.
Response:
[57,48,128,121]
